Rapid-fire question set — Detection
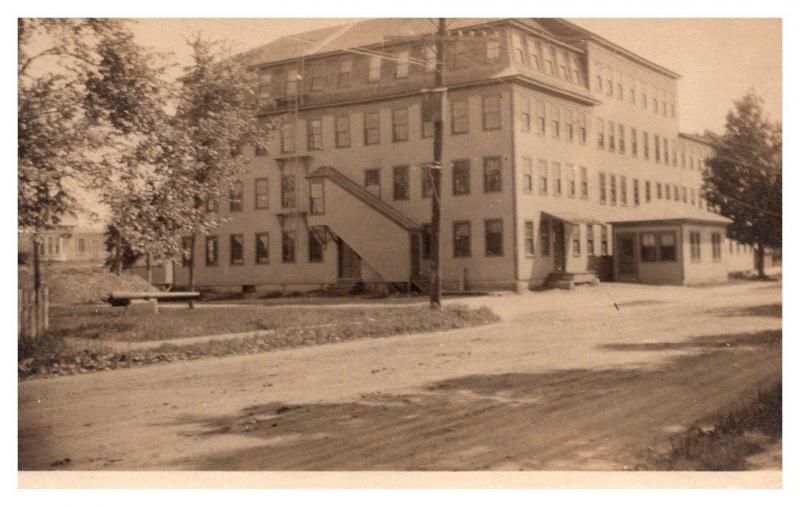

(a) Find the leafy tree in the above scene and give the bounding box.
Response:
[704,91,782,278]
[104,223,141,273]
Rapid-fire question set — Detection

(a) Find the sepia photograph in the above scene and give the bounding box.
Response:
[14,4,785,491]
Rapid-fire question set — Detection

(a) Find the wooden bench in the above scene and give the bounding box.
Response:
[106,291,201,313]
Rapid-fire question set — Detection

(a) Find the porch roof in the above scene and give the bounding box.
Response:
[542,203,732,227]
[541,210,606,226]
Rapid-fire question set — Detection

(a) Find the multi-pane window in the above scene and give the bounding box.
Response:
[536,100,546,135]
[550,104,560,138]
[230,234,244,265]
[558,51,569,79]
[255,233,269,264]
[392,108,409,142]
[280,123,295,153]
[451,99,469,134]
[601,226,609,255]
[619,175,627,205]
[205,236,218,267]
[308,228,324,263]
[570,53,582,83]
[567,164,576,198]
[572,225,581,256]
[654,134,661,162]
[452,159,471,195]
[640,233,658,262]
[618,124,625,153]
[486,39,501,62]
[281,174,296,208]
[712,232,722,261]
[522,157,533,194]
[587,224,595,256]
[660,232,677,261]
[364,168,381,197]
[424,46,436,72]
[520,97,531,131]
[485,219,503,256]
[609,174,617,205]
[338,59,352,88]
[483,157,502,193]
[453,221,471,258]
[511,33,525,63]
[642,131,649,159]
[552,162,562,196]
[608,121,616,151]
[368,56,381,82]
[229,180,244,212]
[540,219,550,256]
[548,46,558,75]
[364,112,380,145]
[335,115,351,148]
[524,221,535,256]
[690,231,701,261]
[674,185,680,202]
[599,172,607,204]
[255,178,269,209]
[181,236,193,267]
[393,166,409,200]
[597,119,605,148]
[664,138,670,165]
[309,181,325,215]
[307,119,322,151]
[580,166,588,199]
[665,184,671,200]
[633,179,640,206]
[258,71,272,98]
[309,63,325,91]
[631,127,638,156]
[565,109,574,141]
[538,160,548,195]
[656,182,663,200]
[527,37,541,69]
[282,229,296,263]
[286,68,299,95]
[482,96,501,130]
[395,49,410,78]
[577,113,587,143]
[682,186,688,203]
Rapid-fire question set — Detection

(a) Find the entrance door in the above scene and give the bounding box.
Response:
[337,240,361,279]
[553,221,566,272]
[617,233,638,281]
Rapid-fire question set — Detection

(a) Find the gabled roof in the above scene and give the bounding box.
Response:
[679,132,714,147]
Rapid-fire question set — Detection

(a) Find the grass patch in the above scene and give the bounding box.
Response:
[644,382,781,471]
[19,304,499,379]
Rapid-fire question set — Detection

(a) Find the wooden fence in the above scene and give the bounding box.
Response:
[18,288,49,338]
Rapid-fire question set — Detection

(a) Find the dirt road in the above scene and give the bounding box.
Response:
[19,281,782,471]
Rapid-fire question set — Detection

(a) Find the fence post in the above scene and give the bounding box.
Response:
[42,287,49,332]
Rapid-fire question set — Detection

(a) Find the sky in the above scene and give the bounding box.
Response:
[128,17,782,135]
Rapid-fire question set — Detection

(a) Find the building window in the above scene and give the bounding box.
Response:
[538,160,548,195]
[552,162,562,196]
[577,113,587,143]
[229,180,243,212]
[424,46,436,72]
[181,236,193,267]
[570,53,582,83]
[254,178,269,209]
[618,124,626,153]
[690,188,696,205]
[682,186,688,203]
[307,119,322,151]
[485,219,503,256]
[392,108,409,142]
[335,115,351,148]
[452,159,471,195]
[712,232,722,261]
[645,181,652,202]
[631,127,638,156]
[282,229,296,263]
[567,164,576,198]
[601,226,609,256]
[482,95,501,130]
[619,175,627,206]
[421,168,433,199]
[565,109,574,142]
[421,223,432,259]
[641,233,658,262]
[395,49,410,78]
[599,172,607,204]
[255,233,269,264]
[254,145,267,157]
[486,39,501,62]
[642,131,649,159]
[280,123,295,153]
[572,225,581,256]
[205,236,218,267]
[633,179,640,206]
[229,234,244,265]
[540,219,550,256]
[665,184,671,200]
[522,158,533,194]
[608,121,615,151]
[654,134,661,162]
[309,181,325,215]
[364,112,380,145]
[286,68,299,95]
[309,63,324,91]
[453,221,471,258]
[609,174,617,205]
[660,232,677,261]
[536,100,546,135]
[587,224,595,256]
[281,174,296,208]
[308,228,324,263]
[393,166,409,200]
[364,168,381,197]
[559,50,569,80]
[528,37,541,69]
[77,238,86,254]
[550,104,560,138]
[525,220,535,256]
[520,97,531,131]
[656,182,663,200]
[368,55,381,82]
[547,45,558,75]
[483,157,502,193]
[258,71,272,98]
[337,59,352,88]
[580,166,589,199]
[664,138,670,165]
[597,118,605,148]
[511,33,525,63]
[451,99,469,134]
[421,96,434,138]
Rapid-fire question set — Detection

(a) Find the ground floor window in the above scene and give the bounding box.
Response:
[524,221,535,256]
[601,226,609,256]
[230,234,244,265]
[255,233,269,264]
[453,221,471,258]
[309,181,325,215]
[181,236,193,267]
[689,231,701,261]
[540,219,550,256]
[587,224,595,256]
[205,236,218,266]
[485,219,503,256]
[711,232,722,261]
[660,232,677,261]
[308,228,324,263]
[282,230,296,263]
[640,231,676,262]
[572,225,581,256]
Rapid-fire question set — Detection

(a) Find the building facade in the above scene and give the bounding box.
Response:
[171,18,754,292]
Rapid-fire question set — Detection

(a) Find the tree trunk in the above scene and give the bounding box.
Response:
[32,235,41,292]
[188,234,196,309]
[146,253,153,284]
[756,243,766,279]
[114,235,122,276]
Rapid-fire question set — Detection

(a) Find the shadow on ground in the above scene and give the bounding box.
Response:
[165,328,781,471]
[708,303,782,320]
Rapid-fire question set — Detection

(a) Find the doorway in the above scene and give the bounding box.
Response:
[553,220,566,272]
[337,240,361,279]
[617,232,638,281]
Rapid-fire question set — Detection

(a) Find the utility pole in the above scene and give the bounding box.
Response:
[428,17,446,309]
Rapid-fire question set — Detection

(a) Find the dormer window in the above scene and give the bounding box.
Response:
[338,59,352,88]
[395,49,410,78]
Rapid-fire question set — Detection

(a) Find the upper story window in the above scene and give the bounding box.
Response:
[392,108,409,142]
[286,68,300,95]
[395,49,410,78]
[281,174,296,208]
[364,112,380,145]
[338,59,352,88]
[486,39,501,62]
[522,157,533,194]
[280,123,295,153]
[307,119,322,151]
[580,166,588,199]
[570,53,582,83]
[535,100,546,135]
[393,165,409,200]
[528,37,541,70]
[255,178,269,209]
[368,55,381,82]
[558,51,569,79]
[538,160,548,195]
[550,104,560,138]
[511,33,525,63]
[258,71,272,98]
[309,63,325,91]
[424,46,436,72]
[631,127,638,156]
[642,131,649,159]
[565,108,574,142]
[451,98,469,134]
[577,112,587,144]
[229,180,244,212]
[482,95,501,130]
[335,115,351,148]
[597,118,605,148]
[364,168,381,197]
[309,181,325,215]
[452,159,471,195]
[483,157,502,193]
[520,97,531,131]
[205,236,218,267]
[546,46,557,75]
